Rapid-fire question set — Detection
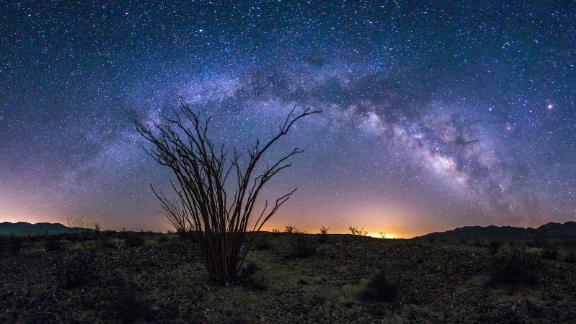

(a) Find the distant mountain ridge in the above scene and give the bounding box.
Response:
[0,222,87,236]
[419,221,576,240]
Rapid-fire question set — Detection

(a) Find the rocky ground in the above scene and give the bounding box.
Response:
[1,233,575,323]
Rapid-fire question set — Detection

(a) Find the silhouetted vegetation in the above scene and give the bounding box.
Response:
[284,224,297,234]
[530,238,548,248]
[157,233,170,243]
[361,272,397,303]
[0,238,4,259]
[111,284,153,324]
[542,246,559,260]
[488,248,540,287]
[238,261,268,291]
[99,235,117,249]
[349,226,368,236]
[59,251,95,289]
[318,225,329,243]
[472,238,483,247]
[44,235,63,251]
[253,237,272,251]
[290,233,317,258]
[124,233,144,248]
[137,103,320,284]
[488,241,501,255]
[565,250,576,263]
[9,236,22,255]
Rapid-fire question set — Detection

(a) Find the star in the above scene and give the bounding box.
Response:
[0,0,574,236]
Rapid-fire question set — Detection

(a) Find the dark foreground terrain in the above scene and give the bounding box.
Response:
[1,232,575,323]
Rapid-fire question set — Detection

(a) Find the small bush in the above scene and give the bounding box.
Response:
[349,226,367,236]
[529,238,549,249]
[318,226,329,243]
[157,234,169,243]
[290,233,317,258]
[111,285,153,323]
[542,247,559,260]
[361,272,398,303]
[59,252,95,288]
[124,234,144,248]
[488,249,539,287]
[238,262,268,291]
[100,237,117,249]
[0,239,5,258]
[9,236,23,255]
[44,235,63,252]
[284,224,297,234]
[242,261,258,277]
[472,239,484,247]
[176,230,198,242]
[565,250,576,263]
[488,241,501,255]
[253,238,272,251]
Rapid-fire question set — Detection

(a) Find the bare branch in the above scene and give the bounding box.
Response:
[136,103,321,284]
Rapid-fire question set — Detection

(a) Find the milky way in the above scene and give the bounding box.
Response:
[1,1,575,236]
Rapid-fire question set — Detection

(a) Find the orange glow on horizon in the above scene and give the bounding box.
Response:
[259,224,412,238]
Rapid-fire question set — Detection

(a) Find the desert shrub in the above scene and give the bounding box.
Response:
[565,240,576,250]
[318,226,329,243]
[361,272,398,303]
[530,238,549,249]
[59,252,95,288]
[124,234,144,248]
[9,236,23,255]
[138,105,318,285]
[238,262,268,291]
[118,230,130,240]
[44,235,63,252]
[100,237,117,249]
[472,239,484,247]
[0,238,5,258]
[349,226,367,236]
[507,240,518,249]
[284,224,297,234]
[488,249,539,287]
[565,250,576,263]
[488,241,501,255]
[542,247,559,260]
[242,261,258,276]
[63,233,80,242]
[175,229,198,242]
[253,238,272,251]
[111,285,153,323]
[290,233,317,258]
[157,234,169,243]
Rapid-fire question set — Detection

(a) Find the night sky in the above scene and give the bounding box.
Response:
[1,1,575,237]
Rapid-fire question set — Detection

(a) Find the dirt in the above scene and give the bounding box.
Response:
[1,233,575,323]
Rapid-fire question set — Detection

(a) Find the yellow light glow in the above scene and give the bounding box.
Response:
[367,232,398,239]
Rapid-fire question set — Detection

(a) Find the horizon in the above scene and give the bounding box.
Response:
[2,218,575,239]
[1,1,575,237]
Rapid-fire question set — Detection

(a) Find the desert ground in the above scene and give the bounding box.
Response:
[1,232,575,323]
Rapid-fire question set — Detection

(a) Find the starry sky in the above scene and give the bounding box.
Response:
[1,1,575,237]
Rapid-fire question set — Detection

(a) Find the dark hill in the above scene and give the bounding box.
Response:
[0,222,86,236]
[418,221,576,240]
